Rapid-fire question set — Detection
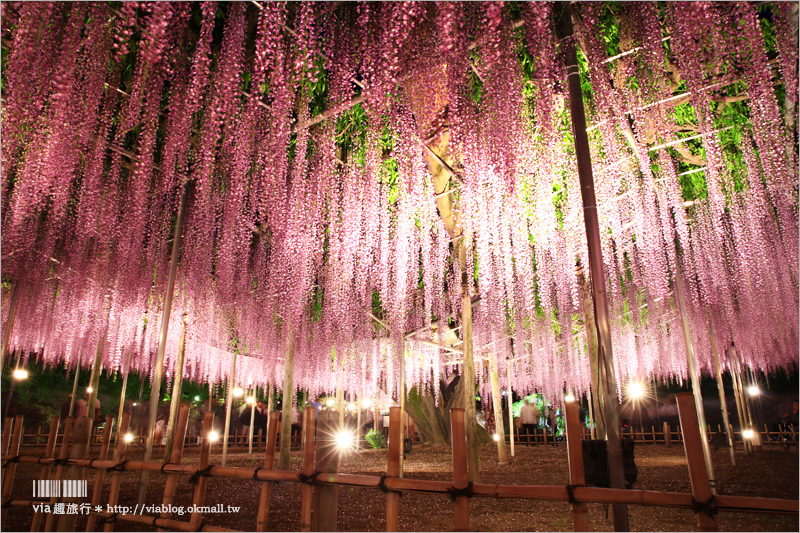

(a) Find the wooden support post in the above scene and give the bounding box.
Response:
[674,266,717,495]
[312,410,340,532]
[564,400,589,531]
[451,408,469,532]
[249,389,256,455]
[300,407,316,532]
[189,412,214,531]
[115,348,132,444]
[103,412,131,533]
[87,328,107,422]
[506,358,515,457]
[44,418,74,532]
[159,404,190,531]
[280,332,297,471]
[555,5,628,529]
[85,415,115,531]
[709,324,735,465]
[488,354,508,464]
[256,412,280,531]
[386,407,402,532]
[460,265,479,483]
[56,416,91,532]
[1,416,24,524]
[728,346,749,454]
[222,352,237,467]
[165,315,189,461]
[1,417,12,455]
[31,417,60,531]
[675,393,718,531]
[398,343,406,476]
[68,353,82,418]
[138,183,189,505]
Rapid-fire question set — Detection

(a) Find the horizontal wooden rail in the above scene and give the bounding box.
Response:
[4,454,796,516]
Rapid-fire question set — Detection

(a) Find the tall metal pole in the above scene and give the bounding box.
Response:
[555,4,629,529]
[136,183,190,505]
[674,267,717,495]
[708,321,736,466]
[1,282,20,376]
[165,314,189,461]
[222,351,237,466]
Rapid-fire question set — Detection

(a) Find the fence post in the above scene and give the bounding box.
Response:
[300,407,317,532]
[1,416,24,524]
[31,417,60,531]
[103,412,131,533]
[451,408,469,532]
[564,401,589,531]
[386,406,402,531]
[313,409,340,531]
[664,422,671,448]
[159,404,190,531]
[189,412,214,531]
[45,418,74,532]
[85,415,115,531]
[256,411,280,531]
[676,393,718,531]
[57,416,92,532]
[1,417,12,455]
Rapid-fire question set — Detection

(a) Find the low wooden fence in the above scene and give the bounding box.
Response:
[2,393,797,532]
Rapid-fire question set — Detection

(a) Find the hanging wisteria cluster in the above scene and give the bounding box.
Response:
[1,2,797,405]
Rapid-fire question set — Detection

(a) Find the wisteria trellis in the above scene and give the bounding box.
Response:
[1,2,797,406]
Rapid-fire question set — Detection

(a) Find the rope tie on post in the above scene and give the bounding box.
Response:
[252,467,266,481]
[52,458,69,466]
[97,512,118,526]
[297,470,321,485]
[160,462,180,474]
[106,459,129,472]
[377,473,403,496]
[2,455,20,468]
[692,495,718,517]
[1,499,12,509]
[566,484,582,505]
[446,482,473,501]
[189,464,214,485]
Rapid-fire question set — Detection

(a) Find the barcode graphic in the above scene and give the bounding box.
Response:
[32,480,87,498]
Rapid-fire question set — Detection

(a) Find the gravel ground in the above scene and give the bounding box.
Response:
[5,442,798,532]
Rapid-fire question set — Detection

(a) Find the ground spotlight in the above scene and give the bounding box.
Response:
[208,431,220,443]
[627,382,644,399]
[747,385,760,396]
[492,433,500,442]
[326,398,335,407]
[742,429,755,439]
[195,395,201,402]
[12,369,28,380]
[335,431,355,451]
[124,433,134,443]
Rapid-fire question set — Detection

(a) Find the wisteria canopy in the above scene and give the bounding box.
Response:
[1,1,797,407]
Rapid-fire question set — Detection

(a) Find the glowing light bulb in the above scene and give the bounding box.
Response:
[564,393,575,403]
[362,399,372,409]
[335,431,354,450]
[742,429,754,439]
[326,398,335,407]
[12,369,28,380]
[628,383,644,399]
[747,385,760,396]
[124,433,134,443]
[86,386,94,393]
[195,396,201,402]
[347,403,356,411]
[208,431,220,443]
[233,387,244,397]
[246,396,255,404]
[492,433,500,442]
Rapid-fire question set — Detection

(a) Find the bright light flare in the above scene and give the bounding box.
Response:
[86,386,94,393]
[492,433,500,442]
[124,433,134,443]
[233,387,244,397]
[747,385,760,396]
[326,398,335,407]
[12,369,28,380]
[742,429,754,439]
[335,431,355,450]
[564,392,575,403]
[208,431,220,443]
[362,398,372,409]
[246,396,255,404]
[194,396,201,402]
[627,382,644,399]
[347,402,356,411]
